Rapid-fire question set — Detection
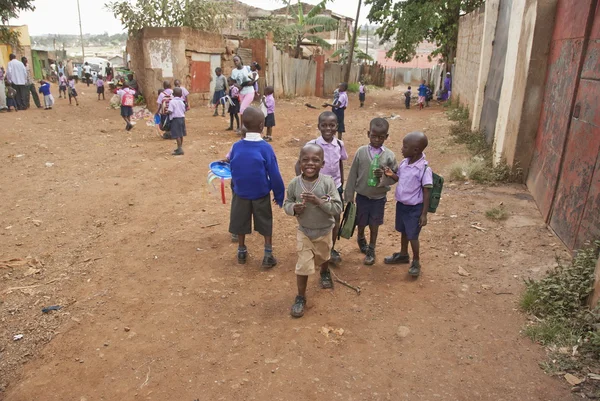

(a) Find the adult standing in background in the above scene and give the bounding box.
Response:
[6,53,28,110]
[105,62,113,81]
[83,62,92,86]
[441,72,452,101]
[0,67,7,111]
[230,55,256,115]
[22,56,41,109]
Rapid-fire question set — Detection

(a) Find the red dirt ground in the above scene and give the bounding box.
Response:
[0,85,576,400]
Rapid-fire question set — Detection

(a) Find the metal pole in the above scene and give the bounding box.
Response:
[77,0,85,61]
[344,0,362,83]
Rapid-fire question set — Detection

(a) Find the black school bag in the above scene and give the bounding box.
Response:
[423,166,444,213]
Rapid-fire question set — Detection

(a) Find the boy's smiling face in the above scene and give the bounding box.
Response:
[368,127,389,149]
[299,145,325,179]
[318,115,338,142]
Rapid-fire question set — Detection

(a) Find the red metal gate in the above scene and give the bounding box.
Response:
[190,61,211,93]
[527,0,600,251]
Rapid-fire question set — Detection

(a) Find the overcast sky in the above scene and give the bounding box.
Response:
[12,0,371,36]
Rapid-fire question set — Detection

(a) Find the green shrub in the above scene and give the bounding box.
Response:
[347,83,360,93]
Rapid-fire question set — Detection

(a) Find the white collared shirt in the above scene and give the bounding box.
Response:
[244,132,263,142]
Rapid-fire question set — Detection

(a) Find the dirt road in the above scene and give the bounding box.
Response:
[0,85,575,400]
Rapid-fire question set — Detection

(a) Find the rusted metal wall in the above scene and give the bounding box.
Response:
[479,0,512,143]
[527,0,600,251]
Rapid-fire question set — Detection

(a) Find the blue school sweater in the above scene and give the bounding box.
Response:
[39,83,51,96]
[229,139,285,206]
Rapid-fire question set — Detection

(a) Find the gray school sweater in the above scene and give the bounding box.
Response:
[345,145,398,201]
[283,175,343,239]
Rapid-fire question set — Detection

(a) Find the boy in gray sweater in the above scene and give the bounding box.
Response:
[284,144,343,318]
[345,118,398,265]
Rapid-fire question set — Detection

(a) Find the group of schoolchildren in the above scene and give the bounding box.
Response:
[404,80,434,110]
[225,83,434,318]
[5,73,81,112]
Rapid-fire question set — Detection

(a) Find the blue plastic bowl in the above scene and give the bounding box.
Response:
[209,161,232,179]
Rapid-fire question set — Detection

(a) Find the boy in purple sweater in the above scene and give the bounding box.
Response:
[229,107,285,268]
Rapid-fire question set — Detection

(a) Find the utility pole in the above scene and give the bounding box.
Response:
[365,24,369,62]
[344,0,362,83]
[77,0,85,61]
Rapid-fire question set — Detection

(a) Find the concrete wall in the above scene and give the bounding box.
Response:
[453,4,486,116]
[127,27,224,112]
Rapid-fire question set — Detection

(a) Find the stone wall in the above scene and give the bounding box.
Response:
[453,5,485,116]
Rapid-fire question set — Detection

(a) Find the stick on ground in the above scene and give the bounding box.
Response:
[330,270,361,295]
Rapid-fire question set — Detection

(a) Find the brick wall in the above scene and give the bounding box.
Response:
[454,5,485,117]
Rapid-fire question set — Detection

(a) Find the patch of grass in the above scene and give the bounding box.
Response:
[347,83,360,93]
[449,120,489,156]
[521,241,600,374]
[447,104,469,122]
[485,206,508,221]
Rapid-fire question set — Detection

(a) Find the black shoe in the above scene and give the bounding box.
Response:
[172,148,184,156]
[237,248,247,264]
[408,260,421,277]
[291,295,306,318]
[329,249,342,266]
[261,254,277,269]
[226,126,233,131]
[384,253,410,265]
[320,270,334,289]
[357,236,368,254]
[364,246,375,266]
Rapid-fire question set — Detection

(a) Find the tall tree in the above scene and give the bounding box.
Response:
[365,0,483,64]
[344,0,361,83]
[106,0,226,34]
[0,0,35,46]
[250,0,338,59]
[332,27,373,64]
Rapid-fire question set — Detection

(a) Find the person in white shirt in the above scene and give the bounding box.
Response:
[6,53,28,110]
[83,62,92,87]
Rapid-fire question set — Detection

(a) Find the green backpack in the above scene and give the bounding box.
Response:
[338,202,357,240]
[426,167,444,213]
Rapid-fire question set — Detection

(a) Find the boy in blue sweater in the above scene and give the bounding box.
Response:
[229,107,285,268]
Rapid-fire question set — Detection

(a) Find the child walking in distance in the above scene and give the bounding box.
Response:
[6,86,18,112]
[68,76,79,106]
[323,82,348,140]
[167,87,187,156]
[285,144,343,318]
[418,80,427,110]
[226,77,240,131]
[58,72,67,98]
[213,67,227,116]
[117,84,136,131]
[97,75,105,100]
[296,111,348,265]
[174,79,190,109]
[345,118,398,265]
[404,86,412,109]
[384,132,432,277]
[228,107,285,268]
[359,81,366,107]
[38,80,54,110]
[262,86,275,141]
[157,81,174,139]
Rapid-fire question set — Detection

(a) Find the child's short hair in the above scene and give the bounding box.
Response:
[158,88,164,95]
[339,82,348,91]
[173,87,183,97]
[265,85,274,94]
[370,118,389,133]
[215,67,222,73]
[318,111,337,123]
[251,61,261,71]
[408,86,412,90]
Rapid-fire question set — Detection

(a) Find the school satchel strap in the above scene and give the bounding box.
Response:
[422,166,444,213]
[338,202,357,240]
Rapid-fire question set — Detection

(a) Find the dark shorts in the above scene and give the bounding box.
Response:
[97,86,105,94]
[265,113,275,127]
[229,193,273,236]
[170,117,187,139]
[359,93,365,101]
[69,88,78,98]
[85,73,91,80]
[213,90,225,105]
[355,193,386,227]
[334,107,345,133]
[395,202,424,240]
[7,98,16,108]
[120,105,133,117]
[59,85,66,92]
[228,98,240,115]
